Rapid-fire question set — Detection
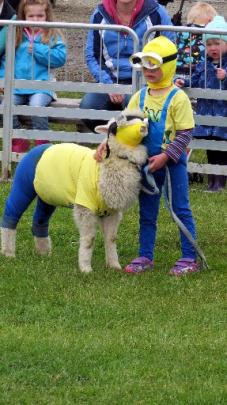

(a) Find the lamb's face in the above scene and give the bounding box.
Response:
[95,109,148,148]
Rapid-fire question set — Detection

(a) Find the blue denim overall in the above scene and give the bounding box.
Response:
[138,86,197,260]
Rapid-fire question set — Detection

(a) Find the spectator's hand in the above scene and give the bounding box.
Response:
[28,43,33,53]
[216,68,227,80]
[109,94,124,104]
[175,78,185,88]
[148,153,169,172]
[94,141,107,162]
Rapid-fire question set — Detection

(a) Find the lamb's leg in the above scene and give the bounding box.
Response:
[34,236,52,255]
[74,206,98,273]
[32,197,55,256]
[100,211,122,270]
[1,228,16,257]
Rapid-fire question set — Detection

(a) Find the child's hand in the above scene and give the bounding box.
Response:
[93,141,107,162]
[216,68,226,80]
[148,153,169,172]
[28,43,33,53]
[175,78,185,88]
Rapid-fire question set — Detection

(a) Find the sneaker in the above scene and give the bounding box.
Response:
[12,138,30,153]
[169,258,200,276]
[125,256,154,274]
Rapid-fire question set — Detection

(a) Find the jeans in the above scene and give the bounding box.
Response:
[13,93,53,130]
[80,92,131,132]
[139,153,197,260]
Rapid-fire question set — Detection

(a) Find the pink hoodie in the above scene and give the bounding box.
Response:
[102,0,144,27]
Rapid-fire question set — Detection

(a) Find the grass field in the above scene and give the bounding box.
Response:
[0,181,226,404]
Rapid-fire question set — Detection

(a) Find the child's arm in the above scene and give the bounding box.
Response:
[147,128,193,171]
[164,128,193,163]
[33,37,67,68]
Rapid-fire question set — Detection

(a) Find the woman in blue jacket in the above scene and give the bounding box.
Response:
[0,0,67,152]
[80,0,175,132]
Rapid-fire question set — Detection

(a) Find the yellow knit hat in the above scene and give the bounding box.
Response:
[130,36,177,89]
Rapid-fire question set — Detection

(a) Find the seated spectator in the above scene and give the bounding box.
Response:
[0,0,17,57]
[80,0,175,132]
[176,1,217,79]
[0,0,67,153]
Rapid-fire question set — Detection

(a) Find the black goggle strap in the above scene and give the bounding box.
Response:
[132,52,177,65]
[162,52,178,63]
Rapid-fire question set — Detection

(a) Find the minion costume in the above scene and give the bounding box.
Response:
[1,118,145,238]
[126,36,199,275]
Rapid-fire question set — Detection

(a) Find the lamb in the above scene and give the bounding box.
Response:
[0,109,148,272]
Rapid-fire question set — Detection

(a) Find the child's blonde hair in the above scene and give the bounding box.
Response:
[16,0,63,47]
[187,2,217,25]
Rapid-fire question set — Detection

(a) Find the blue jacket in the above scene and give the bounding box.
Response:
[0,31,67,97]
[185,54,227,140]
[86,0,175,84]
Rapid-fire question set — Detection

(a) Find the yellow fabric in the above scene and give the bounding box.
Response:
[127,85,194,149]
[116,122,145,146]
[142,36,177,89]
[34,143,110,216]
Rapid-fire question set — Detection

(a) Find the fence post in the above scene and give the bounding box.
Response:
[1,24,15,181]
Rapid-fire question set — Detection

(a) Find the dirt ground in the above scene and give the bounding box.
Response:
[54,0,227,25]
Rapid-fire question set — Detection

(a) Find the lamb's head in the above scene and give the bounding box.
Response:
[95,109,148,165]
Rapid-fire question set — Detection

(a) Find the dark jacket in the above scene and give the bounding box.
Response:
[185,55,227,140]
[0,0,17,56]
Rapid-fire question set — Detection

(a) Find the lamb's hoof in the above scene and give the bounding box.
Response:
[1,249,15,258]
[1,228,16,257]
[107,261,122,270]
[80,266,93,273]
[34,236,52,255]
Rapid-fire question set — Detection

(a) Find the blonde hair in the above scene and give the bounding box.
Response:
[16,0,63,47]
[187,2,217,25]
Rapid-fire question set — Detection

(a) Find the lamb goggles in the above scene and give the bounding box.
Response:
[130,51,177,70]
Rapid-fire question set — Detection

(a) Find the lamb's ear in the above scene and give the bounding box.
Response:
[95,124,109,134]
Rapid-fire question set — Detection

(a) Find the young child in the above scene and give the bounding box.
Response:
[0,0,67,153]
[125,35,200,276]
[176,2,217,79]
[175,16,227,192]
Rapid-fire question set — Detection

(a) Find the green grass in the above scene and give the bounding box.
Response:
[0,182,226,404]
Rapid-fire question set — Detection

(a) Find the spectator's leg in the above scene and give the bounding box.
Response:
[80,92,130,132]
[12,94,30,152]
[29,93,53,145]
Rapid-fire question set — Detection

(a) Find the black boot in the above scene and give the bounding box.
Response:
[212,175,223,192]
[218,175,226,190]
[206,174,214,191]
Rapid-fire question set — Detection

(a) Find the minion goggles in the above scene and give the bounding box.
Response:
[130,51,177,70]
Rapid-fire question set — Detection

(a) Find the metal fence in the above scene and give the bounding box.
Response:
[0,21,227,182]
[0,19,139,179]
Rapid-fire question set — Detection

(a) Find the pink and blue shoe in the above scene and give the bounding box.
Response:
[169,258,200,276]
[125,256,154,273]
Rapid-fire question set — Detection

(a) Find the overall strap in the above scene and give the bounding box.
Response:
[161,87,180,116]
[139,86,180,114]
[139,86,147,111]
